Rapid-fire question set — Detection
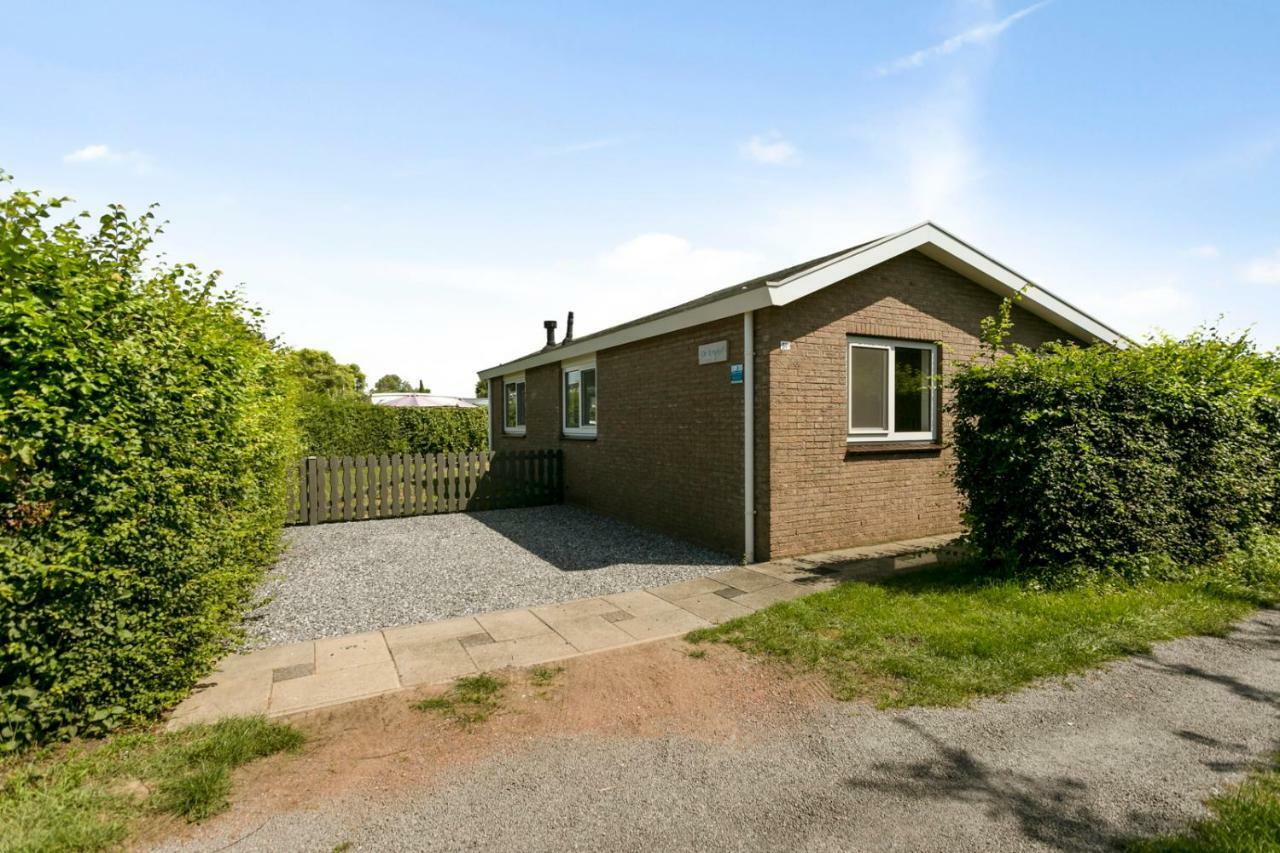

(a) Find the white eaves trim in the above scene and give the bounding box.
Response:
[477,222,1128,380]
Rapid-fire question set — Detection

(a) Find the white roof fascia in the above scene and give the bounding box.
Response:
[476,287,771,379]
[478,223,1128,380]
[769,223,1128,346]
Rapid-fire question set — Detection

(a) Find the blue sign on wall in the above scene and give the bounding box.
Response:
[729,363,744,384]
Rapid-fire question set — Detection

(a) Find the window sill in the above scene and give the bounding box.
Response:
[561,432,598,441]
[502,431,526,439]
[845,441,943,456]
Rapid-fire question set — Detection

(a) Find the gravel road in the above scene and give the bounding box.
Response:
[245,505,733,647]
[178,609,1280,851]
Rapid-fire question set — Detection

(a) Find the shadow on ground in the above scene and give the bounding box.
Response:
[846,719,1180,851]
[468,504,731,571]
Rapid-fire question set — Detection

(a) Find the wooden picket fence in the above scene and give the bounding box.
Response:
[286,449,563,525]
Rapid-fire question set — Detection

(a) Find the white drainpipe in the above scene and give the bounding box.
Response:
[486,378,494,450]
[743,310,755,563]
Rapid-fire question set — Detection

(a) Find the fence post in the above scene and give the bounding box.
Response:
[306,456,321,525]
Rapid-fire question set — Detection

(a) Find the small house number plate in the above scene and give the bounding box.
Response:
[698,340,728,364]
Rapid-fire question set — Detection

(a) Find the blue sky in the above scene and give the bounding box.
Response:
[4,0,1279,395]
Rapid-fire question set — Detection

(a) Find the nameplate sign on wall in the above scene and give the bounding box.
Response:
[698,340,728,365]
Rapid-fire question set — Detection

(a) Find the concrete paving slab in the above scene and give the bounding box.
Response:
[530,597,621,625]
[269,661,401,715]
[215,641,314,678]
[552,615,635,652]
[392,638,479,686]
[614,608,710,642]
[748,561,824,583]
[383,616,486,649]
[464,632,578,670]
[648,576,730,603]
[169,668,273,729]
[316,631,392,673]
[476,609,555,641]
[603,589,684,617]
[707,567,784,593]
[734,582,813,610]
[670,591,755,625]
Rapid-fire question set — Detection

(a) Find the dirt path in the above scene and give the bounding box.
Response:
[150,610,1280,852]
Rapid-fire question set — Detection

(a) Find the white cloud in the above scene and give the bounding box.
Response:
[1241,250,1280,285]
[1185,244,1220,259]
[871,0,1050,77]
[62,143,151,173]
[740,133,798,165]
[64,144,113,163]
[537,137,623,157]
[599,233,761,288]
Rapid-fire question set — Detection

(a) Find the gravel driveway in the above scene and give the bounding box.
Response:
[245,505,733,647]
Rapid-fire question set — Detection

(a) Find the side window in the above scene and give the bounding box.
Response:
[503,378,526,434]
[847,337,937,442]
[562,362,597,436]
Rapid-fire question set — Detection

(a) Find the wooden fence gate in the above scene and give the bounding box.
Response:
[285,449,563,525]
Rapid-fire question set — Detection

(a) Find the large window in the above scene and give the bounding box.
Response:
[503,376,525,434]
[847,336,937,442]
[562,360,597,437]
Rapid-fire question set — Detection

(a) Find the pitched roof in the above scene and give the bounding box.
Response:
[478,222,1127,380]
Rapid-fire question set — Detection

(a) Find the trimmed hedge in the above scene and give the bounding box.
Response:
[0,181,296,750]
[297,394,487,456]
[950,332,1280,582]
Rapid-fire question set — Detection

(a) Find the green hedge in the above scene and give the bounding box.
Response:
[297,394,487,456]
[0,181,296,750]
[950,332,1280,582]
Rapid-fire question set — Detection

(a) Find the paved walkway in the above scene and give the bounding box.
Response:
[169,533,961,727]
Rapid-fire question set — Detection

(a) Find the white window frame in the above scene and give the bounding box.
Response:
[847,336,938,444]
[561,356,598,438]
[503,373,526,435]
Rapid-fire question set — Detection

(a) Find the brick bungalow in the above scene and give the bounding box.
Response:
[477,222,1126,562]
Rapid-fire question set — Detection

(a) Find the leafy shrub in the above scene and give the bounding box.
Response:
[950,330,1279,582]
[0,176,296,750]
[297,393,487,456]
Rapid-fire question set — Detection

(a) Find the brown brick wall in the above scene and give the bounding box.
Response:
[490,316,748,557]
[759,250,1077,559]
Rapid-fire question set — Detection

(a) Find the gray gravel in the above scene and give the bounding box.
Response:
[168,609,1280,852]
[245,505,733,647]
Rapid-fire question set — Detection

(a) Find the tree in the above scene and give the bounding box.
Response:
[373,373,412,393]
[283,348,365,398]
[415,379,430,393]
[474,377,488,398]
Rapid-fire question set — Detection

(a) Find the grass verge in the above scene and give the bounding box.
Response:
[413,673,507,726]
[0,716,304,852]
[688,542,1279,708]
[1129,754,1280,851]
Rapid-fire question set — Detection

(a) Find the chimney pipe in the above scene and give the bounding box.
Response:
[564,311,574,344]
[543,319,557,348]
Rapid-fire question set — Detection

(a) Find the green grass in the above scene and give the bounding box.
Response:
[413,673,507,725]
[0,716,305,852]
[689,545,1279,708]
[528,665,564,687]
[1130,755,1280,851]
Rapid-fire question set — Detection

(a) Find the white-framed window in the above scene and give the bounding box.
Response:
[847,336,938,443]
[562,357,597,438]
[503,374,526,435]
